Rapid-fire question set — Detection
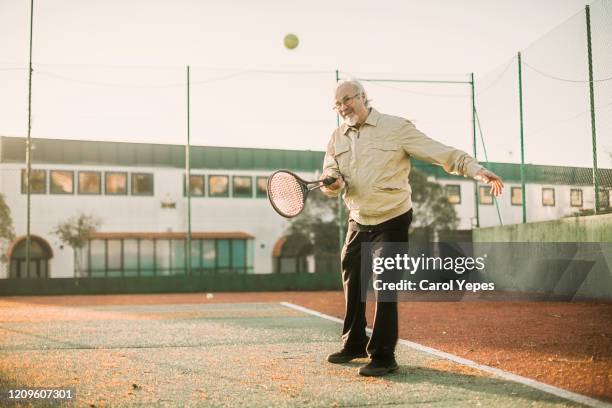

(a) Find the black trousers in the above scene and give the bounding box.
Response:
[340,209,412,361]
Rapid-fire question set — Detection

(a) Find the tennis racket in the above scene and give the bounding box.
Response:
[267,170,337,218]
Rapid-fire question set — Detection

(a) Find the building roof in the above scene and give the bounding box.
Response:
[414,161,612,187]
[87,232,254,240]
[0,136,323,172]
[2,136,611,186]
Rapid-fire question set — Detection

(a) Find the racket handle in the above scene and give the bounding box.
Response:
[322,177,337,186]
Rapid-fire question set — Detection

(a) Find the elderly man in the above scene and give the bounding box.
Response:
[321,80,503,377]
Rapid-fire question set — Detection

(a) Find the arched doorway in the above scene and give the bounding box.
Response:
[7,236,53,279]
[272,234,313,273]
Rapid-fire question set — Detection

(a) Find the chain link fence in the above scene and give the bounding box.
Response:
[476,0,612,224]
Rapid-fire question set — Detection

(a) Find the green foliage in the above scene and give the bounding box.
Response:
[567,207,612,217]
[52,213,101,277]
[0,193,16,263]
[285,189,341,256]
[52,213,101,249]
[410,167,459,232]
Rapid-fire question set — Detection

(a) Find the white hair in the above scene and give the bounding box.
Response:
[336,79,371,108]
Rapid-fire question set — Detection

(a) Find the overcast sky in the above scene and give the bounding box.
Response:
[1,0,610,167]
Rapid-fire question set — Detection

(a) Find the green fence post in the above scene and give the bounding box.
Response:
[518,52,527,223]
[585,5,599,214]
[186,65,192,275]
[470,73,480,228]
[335,69,344,252]
[26,0,35,278]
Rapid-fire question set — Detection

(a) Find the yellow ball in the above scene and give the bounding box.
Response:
[284,33,299,50]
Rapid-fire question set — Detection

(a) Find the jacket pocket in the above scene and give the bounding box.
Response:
[368,142,406,190]
[333,141,351,173]
[371,142,399,152]
[369,142,402,165]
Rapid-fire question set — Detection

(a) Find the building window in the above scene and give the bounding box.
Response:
[445,184,461,204]
[140,240,155,276]
[124,239,139,277]
[189,240,201,270]
[542,188,555,206]
[184,175,205,197]
[81,237,253,276]
[599,189,611,209]
[170,240,186,275]
[570,189,583,207]
[132,173,154,196]
[155,239,170,275]
[107,239,122,277]
[201,240,216,270]
[231,240,247,270]
[90,239,105,277]
[209,175,229,197]
[478,186,493,205]
[216,239,231,271]
[50,170,74,194]
[511,187,523,206]
[256,176,268,198]
[233,176,253,198]
[105,172,127,195]
[78,171,101,195]
[21,169,46,194]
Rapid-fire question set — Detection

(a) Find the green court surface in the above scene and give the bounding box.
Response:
[0,302,592,407]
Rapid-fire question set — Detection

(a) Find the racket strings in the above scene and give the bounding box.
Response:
[268,172,306,217]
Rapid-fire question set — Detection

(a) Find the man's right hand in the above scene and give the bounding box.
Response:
[320,177,344,196]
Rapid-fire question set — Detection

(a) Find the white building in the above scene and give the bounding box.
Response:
[1,136,610,279]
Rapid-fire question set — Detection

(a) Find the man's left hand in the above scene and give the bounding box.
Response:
[474,169,504,196]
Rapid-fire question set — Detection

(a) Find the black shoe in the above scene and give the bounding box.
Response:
[358,358,399,376]
[327,348,368,364]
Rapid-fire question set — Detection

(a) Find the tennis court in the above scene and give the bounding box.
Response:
[0,296,605,407]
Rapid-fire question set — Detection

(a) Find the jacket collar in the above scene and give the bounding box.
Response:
[342,108,380,135]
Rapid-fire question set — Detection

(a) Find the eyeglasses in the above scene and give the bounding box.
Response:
[332,93,361,111]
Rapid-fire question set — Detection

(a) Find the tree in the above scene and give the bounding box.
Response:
[409,167,459,232]
[0,193,16,264]
[284,189,341,271]
[52,213,101,277]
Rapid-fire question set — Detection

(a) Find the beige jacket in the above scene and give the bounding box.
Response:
[322,108,482,225]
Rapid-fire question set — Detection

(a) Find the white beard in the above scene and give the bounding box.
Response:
[343,114,359,127]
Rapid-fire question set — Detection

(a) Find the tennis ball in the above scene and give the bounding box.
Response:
[284,33,299,50]
[206,293,214,300]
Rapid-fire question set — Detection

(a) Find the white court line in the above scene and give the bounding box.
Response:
[280,301,611,408]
